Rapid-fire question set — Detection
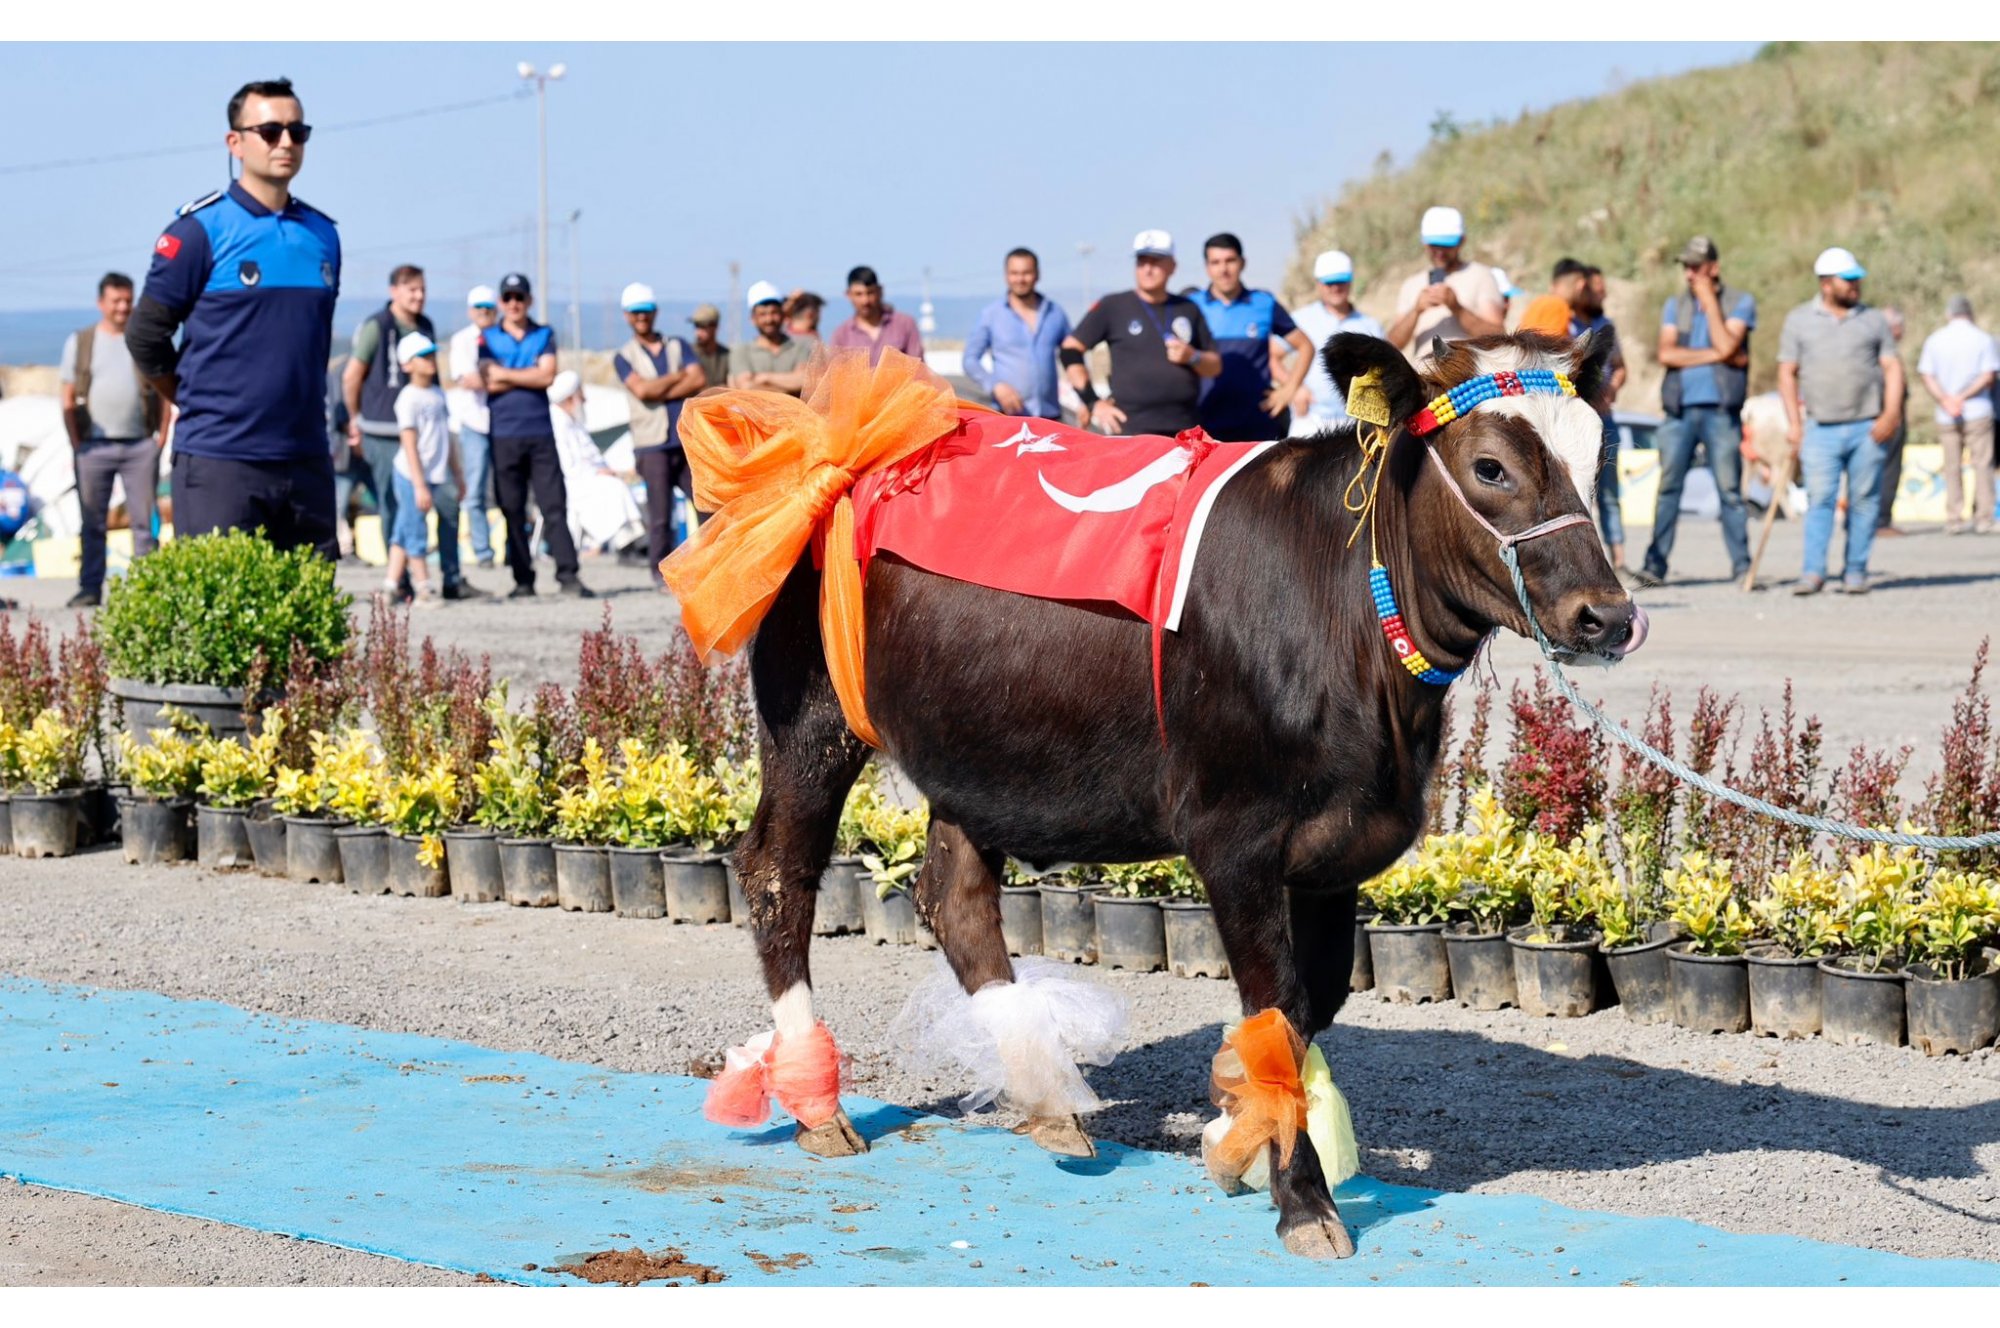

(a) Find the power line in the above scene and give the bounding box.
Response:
[0,89,531,178]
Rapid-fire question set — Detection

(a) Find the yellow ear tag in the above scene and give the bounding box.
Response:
[1346,366,1393,428]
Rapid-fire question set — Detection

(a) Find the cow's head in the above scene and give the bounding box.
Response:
[1322,330,1646,664]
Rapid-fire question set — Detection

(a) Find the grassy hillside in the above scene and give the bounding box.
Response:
[1292,42,2000,430]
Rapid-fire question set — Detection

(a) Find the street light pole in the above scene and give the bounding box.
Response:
[517,60,567,307]
[567,209,583,352]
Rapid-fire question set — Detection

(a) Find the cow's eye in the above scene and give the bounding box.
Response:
[1473,457,1506,486]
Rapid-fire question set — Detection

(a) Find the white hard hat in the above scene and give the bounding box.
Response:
[746,279,784,309]
[1420,206,1465,246]
[1312,250,1354,283]
[620,282,658,312]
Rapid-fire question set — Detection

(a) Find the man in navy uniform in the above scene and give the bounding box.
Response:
[128,77,342,557]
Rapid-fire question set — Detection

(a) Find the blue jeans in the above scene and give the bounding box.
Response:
[1644,404,1751,579]
[364,433,461,584]
[1594,414,1623,550]
[389,472,431,555]
[1801,419,1886,581]
[457,426,495,561]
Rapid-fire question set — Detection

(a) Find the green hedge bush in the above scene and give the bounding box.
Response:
[99,531,351,689]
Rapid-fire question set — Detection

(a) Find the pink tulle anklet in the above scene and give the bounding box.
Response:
[702,1023,845,1130]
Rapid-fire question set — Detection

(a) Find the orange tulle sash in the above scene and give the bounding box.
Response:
[701,1023,846,1131]
[1206,1009,1310,1179]
[661,347,961,747]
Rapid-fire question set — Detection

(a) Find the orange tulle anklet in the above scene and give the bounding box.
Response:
[700,1024,846,1131]
[1203,1009,1309,1187]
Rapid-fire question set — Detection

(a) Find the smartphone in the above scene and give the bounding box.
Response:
[1428,269,1448,285]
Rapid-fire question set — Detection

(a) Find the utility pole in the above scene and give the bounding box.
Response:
[517,60,567,306]
[567,208,583,353]
[727,260,742,348]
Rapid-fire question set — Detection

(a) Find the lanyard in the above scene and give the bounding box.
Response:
[1134,294,1178,343]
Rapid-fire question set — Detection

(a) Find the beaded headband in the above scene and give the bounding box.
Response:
[1407,369,1575,436]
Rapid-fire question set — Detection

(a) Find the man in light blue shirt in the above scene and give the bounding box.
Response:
[1287,250,1386,436]
[963,247,1072,419]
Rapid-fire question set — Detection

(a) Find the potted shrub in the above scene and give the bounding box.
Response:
[1350,898,1376,993]
[381,760,456,898]
[1093,859,1175,972]
[551,738,616,912]
[272,733,350,884]
[1159,861,1228,979]
[192,734,269,870]
[1584,833,1677,1025]
[1508,828,1606,1018]
[815,774,875,937]
[1902,870,2000,1056]
[11,711,89,858]
[101,530,350,740]
[473,709,559,907]
[0,719,16,855]
[998,858,1045,959]
[1444,793,1528,1010]
[1040,864,1109,964]
[716,756,760,927]
[1744,855,1841,1040]
[240,710,292,876]
[858,793,929,946]
[660,743,733,925]
[1664,852,1753,1033]
[1821,842,1922,1048]
[1361,857,1455,1004]
[600,741,673,919]
[115,724,203,865]
[321,729,390,895]
[441,692,512,905]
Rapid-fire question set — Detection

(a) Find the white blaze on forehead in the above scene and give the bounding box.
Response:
[1481,395,1603,510]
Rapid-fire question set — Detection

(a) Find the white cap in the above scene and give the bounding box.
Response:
[1420,206,1465,246]
[466,284,498,309]
[620,282,658,312]
[746,279,784,309]
[1312,250,1354,283]
[1132,228,1175,258]
[1491,266,1525,298]
[548,370,582,403]
[395,332,437,363]
[1813,246,1867,280]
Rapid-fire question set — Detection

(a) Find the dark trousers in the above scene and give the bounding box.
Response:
[75,438,160,595]
[1877,423,1906,529]
[635,446,692,581]
[362,432,461,584]
[170,449,338,561]
[490,433,579,588]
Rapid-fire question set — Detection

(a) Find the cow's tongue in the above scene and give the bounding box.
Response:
[1619,604,1650,656]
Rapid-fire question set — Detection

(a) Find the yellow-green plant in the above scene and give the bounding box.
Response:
[1664,851,1752,956]
[195,732,278,808]
[1361,854,1455,927]
[471,706,555,837]
[603,740,673,849]
[1908,871,2000,982]
[835,766,881,856]
[1524,824,1611,942]
[662,743,730,852]
[857,794,931,898]
[1099,856,1197,900]
[117,728,205,800]
[1835,839,1928,972]
[317,728,387,826]
[15,710,86,794]
[553,738,617,844]
[715,755,761,849]
[384,758,459,868]
[1582,874,1644,951]
[0,719,21,788]
[1748,855,1843,959]
[1451,789,1536,932]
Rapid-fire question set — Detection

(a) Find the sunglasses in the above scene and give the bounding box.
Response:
[500,293,529,304]
[237,121,312,146]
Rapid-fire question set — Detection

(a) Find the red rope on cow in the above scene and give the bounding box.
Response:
[701,1024,846,1130]
[1207,1008,1310,1179]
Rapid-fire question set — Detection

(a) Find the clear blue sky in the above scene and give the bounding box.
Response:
[0,42,1758,320]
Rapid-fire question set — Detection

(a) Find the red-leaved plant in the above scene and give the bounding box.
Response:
[1445,675,1494,833]
[1612,683,1679,890]
[1918,638,2000,869]
[0,613,57,726]
[1497,667,1604,842]
[1828,740,1912,838]
[571,606,755,766]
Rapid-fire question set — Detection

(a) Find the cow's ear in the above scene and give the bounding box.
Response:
[1568,327,1616,406]
[1322,332,1426,428]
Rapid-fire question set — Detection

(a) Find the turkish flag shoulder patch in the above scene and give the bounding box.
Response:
[155,233,181,260]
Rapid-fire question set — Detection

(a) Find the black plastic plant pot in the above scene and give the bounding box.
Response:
[726,857,749,928]
[1746,947,1823,1040]
[11,790,81,859]
[386,833,448,898]
[120,796,196,866]
[497,836,559,907]
[1817,957,1906,1048]
[1603,932,1676,1025]
[1162,898,1229,979]
[999,884,1043,957]
[1903,964,2000,1057]
[1444,924,1517,1011]
[284,816,345,884]
[77,783,120,848]
[1039,883,1107,964]
[334,824,389,894]
[1667,943,1750,1034]
[1093,895,1166,972]
[1365,922,1452,1004]
[812,856,866,936]
[0,794,11,856]
[1509,925,1602,1018]
[196,804,254,871]
[608,846,667,919]
[443,828,504,903]
[553,843,612,912]
[1350,913,1376,993]
[662,851,731,924]
[245,802,287,877]
[861,882,921,945]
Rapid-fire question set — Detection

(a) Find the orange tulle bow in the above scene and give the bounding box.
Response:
[701,1023,846,1131]
[1207,1009,1310,1179]
[661,347,961,746]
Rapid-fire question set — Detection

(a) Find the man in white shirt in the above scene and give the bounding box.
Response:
[1286,250,1386,437]
[1384,206,1506,364]
[1918,294,2000,534]
[447,284,499,567]
[59,271,166,607]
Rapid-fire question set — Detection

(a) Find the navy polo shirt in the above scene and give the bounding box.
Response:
[480,320,559,437]
[138,181,341,461]
[1188,286,1296,436]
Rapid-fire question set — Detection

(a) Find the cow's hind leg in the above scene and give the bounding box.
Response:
[897,816,1127,1158]
[1186,833,1356,1260]
[718,563,871,1156]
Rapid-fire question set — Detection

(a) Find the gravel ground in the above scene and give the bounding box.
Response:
[2,513,1999,1283]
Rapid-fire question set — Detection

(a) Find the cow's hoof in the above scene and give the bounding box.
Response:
[795,1109,868,1157]
[1279,1212,1357,1260]
[1016,1114,1095,1159]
